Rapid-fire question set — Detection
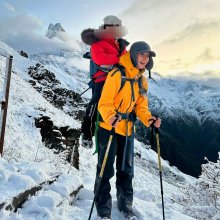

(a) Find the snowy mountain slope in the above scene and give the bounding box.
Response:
[28,40,220,126]
[135,73,220,177]
[29,45,220,126]
[0,41,85,219]
[0,141,196,220]
[147,73,220,123]
[30,49,90,98]
[0,40,200,219]
[0,40,81,168]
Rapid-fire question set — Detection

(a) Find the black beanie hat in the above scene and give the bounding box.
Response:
[130,41,156,68]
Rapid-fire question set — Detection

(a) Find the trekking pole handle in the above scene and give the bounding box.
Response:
[111,99,123,127]
[149,115,159,128]
[111,114,120,127]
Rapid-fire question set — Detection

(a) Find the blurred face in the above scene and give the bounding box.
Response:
[136,52,150,70]
[95,25,127,39]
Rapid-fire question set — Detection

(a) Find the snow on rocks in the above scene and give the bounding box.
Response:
[0,158,57,203]
[0,157,83,219]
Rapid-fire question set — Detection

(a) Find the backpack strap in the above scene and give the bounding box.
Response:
[111,64,145,100]
[138,76,142,90]
[117,111,137,122]
[111,64,127,93]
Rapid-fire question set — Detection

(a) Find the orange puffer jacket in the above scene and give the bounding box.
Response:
[91,39,126,82]
[98,51,152,136]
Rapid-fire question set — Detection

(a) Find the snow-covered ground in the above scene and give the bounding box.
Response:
[0,141,196,220]
[74,141,196,220]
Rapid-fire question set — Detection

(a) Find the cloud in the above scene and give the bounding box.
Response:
[195,47,220,63]
[0,14,80,54]
[120,0,196,43]
[159,19,220,45]
[0,15,44,53]
[0,14,43,37]
[4,2,16,12]
[120,0,220,45]
[171,71,220,88]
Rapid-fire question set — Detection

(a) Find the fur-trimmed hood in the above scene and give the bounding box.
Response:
[81,28,100,46]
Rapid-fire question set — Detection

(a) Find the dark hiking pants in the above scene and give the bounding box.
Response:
[81,82,105,140]
[94,127,134,216]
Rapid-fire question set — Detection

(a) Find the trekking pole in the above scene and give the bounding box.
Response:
[88,100,123,220]
[88,131,114,220]
[78,79,94,98]
[79,87,90,97]
[88,127,115,220]
[155,127,165,220]
[88,119,120,220]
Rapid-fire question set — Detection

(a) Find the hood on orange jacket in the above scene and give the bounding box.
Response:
[98,51,152,136]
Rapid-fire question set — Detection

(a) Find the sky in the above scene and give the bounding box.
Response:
[0,0,220,82]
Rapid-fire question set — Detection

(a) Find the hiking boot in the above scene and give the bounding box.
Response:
[97,214,112,219]
[118,201,137,219]
[81,135,93,149]
[117,197,133,216]
[81,137,93,149]
[121,211,138,220]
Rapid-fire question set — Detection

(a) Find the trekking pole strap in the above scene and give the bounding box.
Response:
[121,119,128,171]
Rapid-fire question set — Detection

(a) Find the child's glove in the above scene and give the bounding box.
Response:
[117,38,130,56]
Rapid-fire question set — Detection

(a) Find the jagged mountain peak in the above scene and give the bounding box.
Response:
[46,23,65,40]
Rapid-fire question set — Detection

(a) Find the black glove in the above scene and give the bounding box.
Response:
[83,51,91,59]
[117,38,130,56]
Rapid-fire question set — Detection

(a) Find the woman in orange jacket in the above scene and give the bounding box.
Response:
[94,41,161,219]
